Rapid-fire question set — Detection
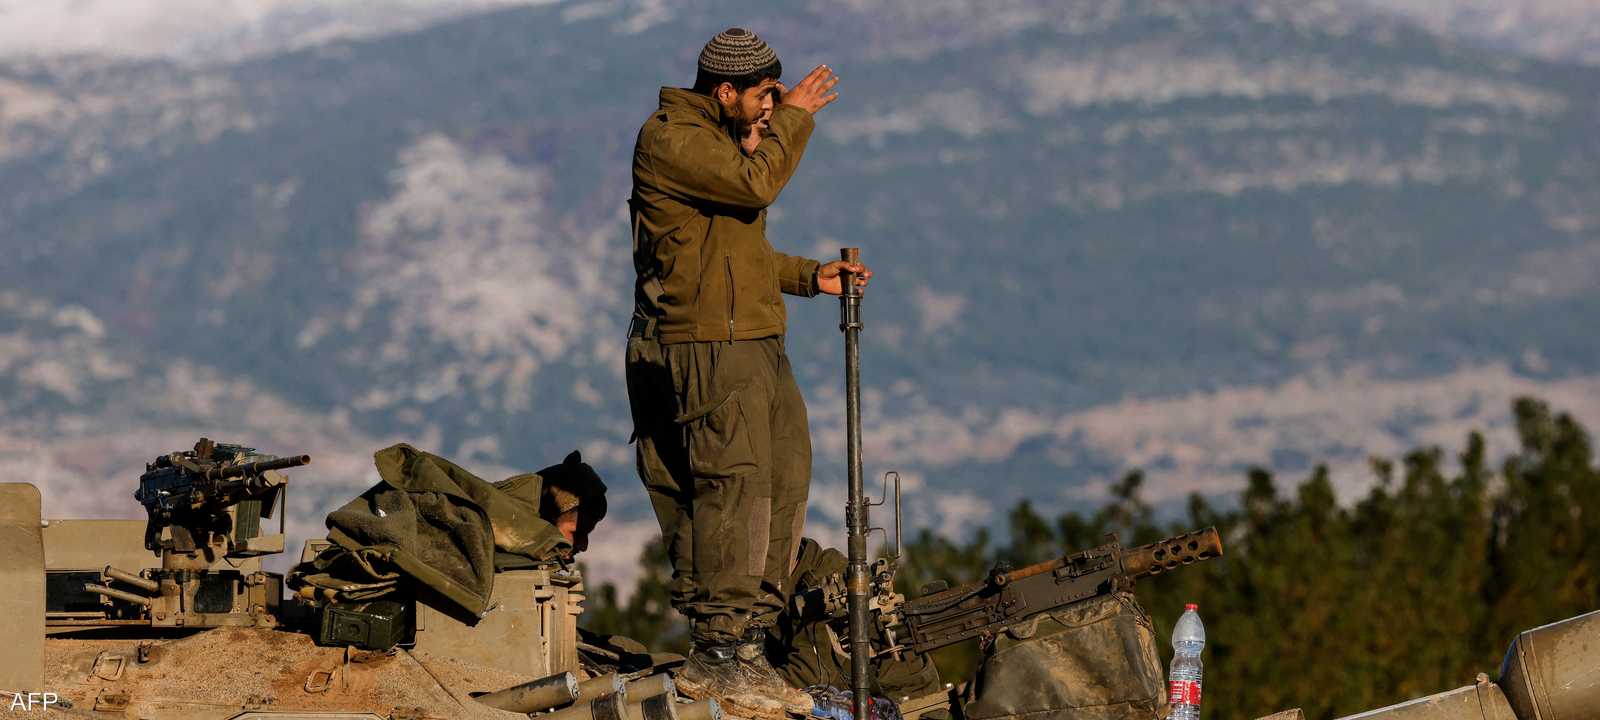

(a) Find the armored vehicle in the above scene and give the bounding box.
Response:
[0,434,1231,720]
[0,440,695,720]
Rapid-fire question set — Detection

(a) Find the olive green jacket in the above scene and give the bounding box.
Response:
[311,444,570,618]
[630,87,822,344]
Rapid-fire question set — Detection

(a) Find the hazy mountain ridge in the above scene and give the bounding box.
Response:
[1364,0,1600,65]
[0,0,558,62]
[3,0,1599,587]
[5,0,1599,66]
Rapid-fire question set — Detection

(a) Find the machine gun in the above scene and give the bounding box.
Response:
[794,517,1225,659]
[64,438,311,629]
[886,526,1221,655]
[135,437,309,553]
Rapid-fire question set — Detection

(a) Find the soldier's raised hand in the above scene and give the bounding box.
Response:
[779,64,840,115]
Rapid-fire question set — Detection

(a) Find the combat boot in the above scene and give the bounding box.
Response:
[737,624,814,716]
[674,642,788,720]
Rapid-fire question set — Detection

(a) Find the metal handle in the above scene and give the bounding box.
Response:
[868,472,902,561]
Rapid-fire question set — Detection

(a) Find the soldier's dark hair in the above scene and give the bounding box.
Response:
[693,58,783,96]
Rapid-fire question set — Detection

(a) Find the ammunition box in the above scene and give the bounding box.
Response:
[318,600,413,650]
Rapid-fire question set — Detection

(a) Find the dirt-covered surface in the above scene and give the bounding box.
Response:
[43,627,533,719]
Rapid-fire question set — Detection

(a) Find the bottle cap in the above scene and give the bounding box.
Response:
[1184,603,1198,611]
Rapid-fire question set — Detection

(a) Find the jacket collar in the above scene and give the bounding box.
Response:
[659,86,729,126]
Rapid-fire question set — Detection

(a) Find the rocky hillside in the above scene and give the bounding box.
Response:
[2,0,1598,583]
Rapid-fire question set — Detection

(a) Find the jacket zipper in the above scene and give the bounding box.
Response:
[725,255,736,341]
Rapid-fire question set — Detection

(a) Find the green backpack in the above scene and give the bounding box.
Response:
[963,592,1168,720]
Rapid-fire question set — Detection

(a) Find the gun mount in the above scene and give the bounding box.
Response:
[54,438,311,631]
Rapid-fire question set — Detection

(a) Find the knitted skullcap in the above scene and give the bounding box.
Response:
[698,27,778,76]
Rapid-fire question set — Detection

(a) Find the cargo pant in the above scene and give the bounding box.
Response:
[626,335,812,645]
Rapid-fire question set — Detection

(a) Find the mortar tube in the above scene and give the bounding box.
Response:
[545,692,628,720]
[676,699,722,720]
[622,674,674,703]
[575,673,626,703]
[472,671,579,713]
[624,692,679,720]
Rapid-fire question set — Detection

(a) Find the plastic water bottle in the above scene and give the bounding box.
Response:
[803,686,903,720]
[1168,603,1205,720]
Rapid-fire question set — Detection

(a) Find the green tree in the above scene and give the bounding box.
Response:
[1486,399,1600,652]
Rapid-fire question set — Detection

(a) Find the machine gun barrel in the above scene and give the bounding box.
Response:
[985,526,1223,589]
[1120,527,1223,580]
[205,454,310,481]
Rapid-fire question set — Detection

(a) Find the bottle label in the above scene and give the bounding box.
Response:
[1167,680,1202,705]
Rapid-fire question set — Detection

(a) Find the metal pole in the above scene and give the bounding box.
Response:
[103,565,160,594]
[839,247,872,720]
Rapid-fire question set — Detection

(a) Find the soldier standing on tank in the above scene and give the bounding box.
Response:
[624,27,869,714]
